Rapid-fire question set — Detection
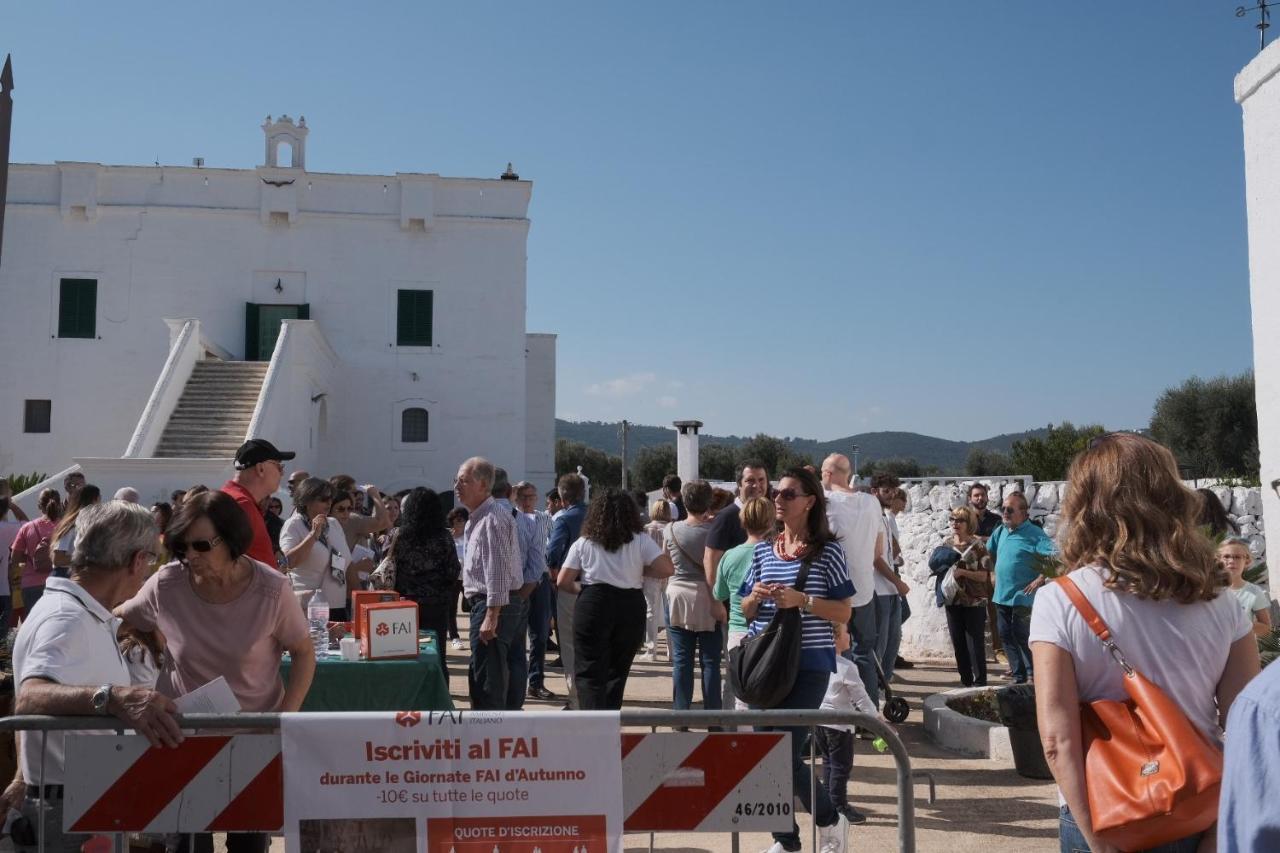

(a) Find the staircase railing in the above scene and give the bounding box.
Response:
[123,318,203,458]
[245,320,338,468]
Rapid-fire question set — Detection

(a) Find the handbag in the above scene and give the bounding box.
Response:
[727,556,812,709]
[1056,576,1223,851]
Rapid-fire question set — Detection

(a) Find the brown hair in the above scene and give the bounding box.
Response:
[581,489,644,552]
[166,491,255,562]
[779,467,837,550]
[709,487,735,514]
[1059,433,1221,603]
[681,480,714,515]
[740,496,775,537]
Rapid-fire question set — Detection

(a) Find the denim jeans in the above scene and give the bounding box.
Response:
[873,594,902,686]
[996,604,1034,682]
[668,625,723,711]
[504,595,531,709]
[526,575,555,690]
[847,600,880,705]
[1058,806,1201,853]
[468,600,524,710]
[753,669,839,849]
[815,726,854,806]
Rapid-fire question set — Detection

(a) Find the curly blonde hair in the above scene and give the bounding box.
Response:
[1059,432,1222,603]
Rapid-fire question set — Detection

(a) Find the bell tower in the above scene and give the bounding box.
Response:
[261,114,308,169]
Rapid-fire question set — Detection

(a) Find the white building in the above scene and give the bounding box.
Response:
[1238,42,1280,589]
[0,116,556,504]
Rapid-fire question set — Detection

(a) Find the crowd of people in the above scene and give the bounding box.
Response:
[4,432,1280,852]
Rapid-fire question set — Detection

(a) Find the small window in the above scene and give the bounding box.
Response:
[401,408,429,443]
[396,289,433,347]
[24,400,51,433]
[58,278,97,339]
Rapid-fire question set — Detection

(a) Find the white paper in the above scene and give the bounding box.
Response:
[351,544,374,563]
[174,676,241,714]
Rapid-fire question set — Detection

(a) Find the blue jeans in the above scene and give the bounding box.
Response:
[753,669,838,849]
[468,599,524,710]
[996,604,1034,683]
[669,625,723,710]
[1058,806,1201,852]
[873,594,902,686]
[527,575,555,690]
[504,595,531,709]
[847,600,880,705]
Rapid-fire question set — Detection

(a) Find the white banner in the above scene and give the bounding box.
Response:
[281,710,623,853]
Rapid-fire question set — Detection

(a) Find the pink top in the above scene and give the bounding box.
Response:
[119,558,309,712]
[11,518,55,590]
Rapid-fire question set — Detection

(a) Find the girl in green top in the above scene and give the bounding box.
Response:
[713,496,777,648]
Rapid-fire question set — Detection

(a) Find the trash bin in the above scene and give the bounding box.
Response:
[996,684,1053,780]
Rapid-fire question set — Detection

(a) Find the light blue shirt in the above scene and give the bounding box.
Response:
[517,512,547,585]
[987,520,1056,608]
[1220,662,1280,851]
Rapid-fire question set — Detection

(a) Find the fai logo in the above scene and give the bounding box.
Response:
[376,622,390,637]
[396,711,422,727]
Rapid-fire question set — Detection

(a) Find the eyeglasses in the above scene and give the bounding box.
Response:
[950,519,968,525]
[774,488,810,502]
[174,536,222,556]
[1001,506,1019,516]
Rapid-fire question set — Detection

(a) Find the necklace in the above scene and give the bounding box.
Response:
[774,535,811,562]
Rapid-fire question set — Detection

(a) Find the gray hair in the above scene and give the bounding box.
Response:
[293,477,335,514]
[113,487,140,503]
[490,467,512,498]
[463,457,496,489]
[72,501,158,572]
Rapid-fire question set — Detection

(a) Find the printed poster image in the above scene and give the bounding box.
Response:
[300,817,416,853]
[281,710,623,853]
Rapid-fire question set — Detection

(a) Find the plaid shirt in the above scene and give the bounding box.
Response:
[462,497,522,608]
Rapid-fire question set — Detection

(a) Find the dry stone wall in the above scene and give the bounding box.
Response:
[897,479,1266,659]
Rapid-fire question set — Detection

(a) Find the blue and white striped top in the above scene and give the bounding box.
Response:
[738,540,856,673]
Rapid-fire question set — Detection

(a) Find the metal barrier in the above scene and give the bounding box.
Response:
[0,709,930,853]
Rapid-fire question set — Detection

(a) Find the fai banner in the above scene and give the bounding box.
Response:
[281,710,623,853]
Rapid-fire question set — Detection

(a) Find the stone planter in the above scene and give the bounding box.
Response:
[923,687,1012,762]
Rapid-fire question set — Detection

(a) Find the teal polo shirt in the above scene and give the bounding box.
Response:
[988,521,1056,608]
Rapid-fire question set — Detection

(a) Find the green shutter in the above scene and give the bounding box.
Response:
[58,279,97,339]
[245,303,261,361]
[396,289,433,346]
[297,303,310,320]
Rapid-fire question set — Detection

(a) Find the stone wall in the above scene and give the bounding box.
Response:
[897,479,1267,659]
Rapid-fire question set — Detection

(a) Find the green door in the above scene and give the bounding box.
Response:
[245,303,310,360]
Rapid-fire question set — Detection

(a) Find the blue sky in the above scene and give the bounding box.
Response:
[4,2,1260,441]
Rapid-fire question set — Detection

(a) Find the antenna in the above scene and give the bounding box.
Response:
[1237,1,1274,51]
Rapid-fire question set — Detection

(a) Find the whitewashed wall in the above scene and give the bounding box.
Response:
[898,479,1267,659]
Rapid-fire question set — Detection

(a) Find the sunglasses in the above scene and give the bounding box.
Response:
[176,536,223,555]
[774,488,810,502]
[1001,506,1019,515]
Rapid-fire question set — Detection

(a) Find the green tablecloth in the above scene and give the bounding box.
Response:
[281,633,454,712]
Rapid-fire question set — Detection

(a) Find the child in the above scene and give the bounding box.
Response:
[1219,538,1272,637]
[817,622,880,825]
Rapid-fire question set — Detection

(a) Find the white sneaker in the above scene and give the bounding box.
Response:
[759,844,789,853]
[637,652,655,663]
[450,638,465,650]
[818,812,850,853]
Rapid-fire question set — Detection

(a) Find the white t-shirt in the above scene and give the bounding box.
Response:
[56,526,75,555]
[1030,566,1251,744]
[873,513,899,597]
[1231,581,1269,617]
[819,655,877,730]
[280,513,353,609]
[562,534,663,590]
[824,490,881,608]
[13,577,132,783]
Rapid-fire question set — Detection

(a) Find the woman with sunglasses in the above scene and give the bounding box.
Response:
[739,467,855,853]
[280,478,355,621]
[928,506,993,687]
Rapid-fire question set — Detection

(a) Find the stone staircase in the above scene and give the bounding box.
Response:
[154,361,269,458]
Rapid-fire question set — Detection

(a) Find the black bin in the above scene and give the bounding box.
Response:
[996,684,1054,780]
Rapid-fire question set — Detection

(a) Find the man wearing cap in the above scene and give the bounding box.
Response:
[222,439,293,569]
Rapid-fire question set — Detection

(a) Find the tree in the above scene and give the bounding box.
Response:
[964,447,1012,477]
[1009,422,1106,481]
[861,457,923,479]
[1149,371,1259,479]
[631,444,678,492]
[555,439,622,489]
[699,443,738,482]
[734,434,813,477]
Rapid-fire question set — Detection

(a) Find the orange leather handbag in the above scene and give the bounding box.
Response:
[1056,576,1222,852]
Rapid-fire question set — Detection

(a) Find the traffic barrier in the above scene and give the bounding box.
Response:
[0,709,926,852]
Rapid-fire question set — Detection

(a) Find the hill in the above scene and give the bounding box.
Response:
[555,419,1052,473]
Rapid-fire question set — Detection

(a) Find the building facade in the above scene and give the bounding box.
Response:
[0,116,556,499]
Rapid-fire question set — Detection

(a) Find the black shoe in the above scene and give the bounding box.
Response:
[548,657,563,669]
[895,656,914,669]
[547,640,560,652]
[837,803,868,825]
[528,685,558,701]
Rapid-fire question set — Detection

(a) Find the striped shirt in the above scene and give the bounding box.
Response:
[739,540,855,672]
[462,497,522,608]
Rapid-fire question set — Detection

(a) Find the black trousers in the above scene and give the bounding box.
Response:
[945,604,988,686]
[417,599,452,683]
[573,584,646,710]
[815,726,854,806]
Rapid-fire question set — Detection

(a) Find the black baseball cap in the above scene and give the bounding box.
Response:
[234,439,296,469]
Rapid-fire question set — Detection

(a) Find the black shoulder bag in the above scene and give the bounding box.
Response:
[726,556,813,709]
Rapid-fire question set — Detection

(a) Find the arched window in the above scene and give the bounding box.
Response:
[401,407,429,443]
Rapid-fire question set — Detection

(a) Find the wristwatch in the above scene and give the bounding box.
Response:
[91,684,112,715]
[802,595,815,612]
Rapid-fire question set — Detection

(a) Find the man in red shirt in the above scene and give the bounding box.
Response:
[221,439,293,568]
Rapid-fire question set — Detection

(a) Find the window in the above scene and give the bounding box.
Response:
[396,289,433,347]
[24,400,51,433]
[58,278,97,338]
[401,408,429,443]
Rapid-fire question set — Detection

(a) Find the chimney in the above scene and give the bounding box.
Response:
[673,420,703,485]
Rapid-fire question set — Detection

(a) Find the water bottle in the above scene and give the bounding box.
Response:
[307,589,330,658]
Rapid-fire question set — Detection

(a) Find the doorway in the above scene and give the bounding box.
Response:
[245,303,309,361]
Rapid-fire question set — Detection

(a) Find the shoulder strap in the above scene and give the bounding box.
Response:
[793,550,814,592]
[1054,575,1113,641]
[668,524,704,571]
